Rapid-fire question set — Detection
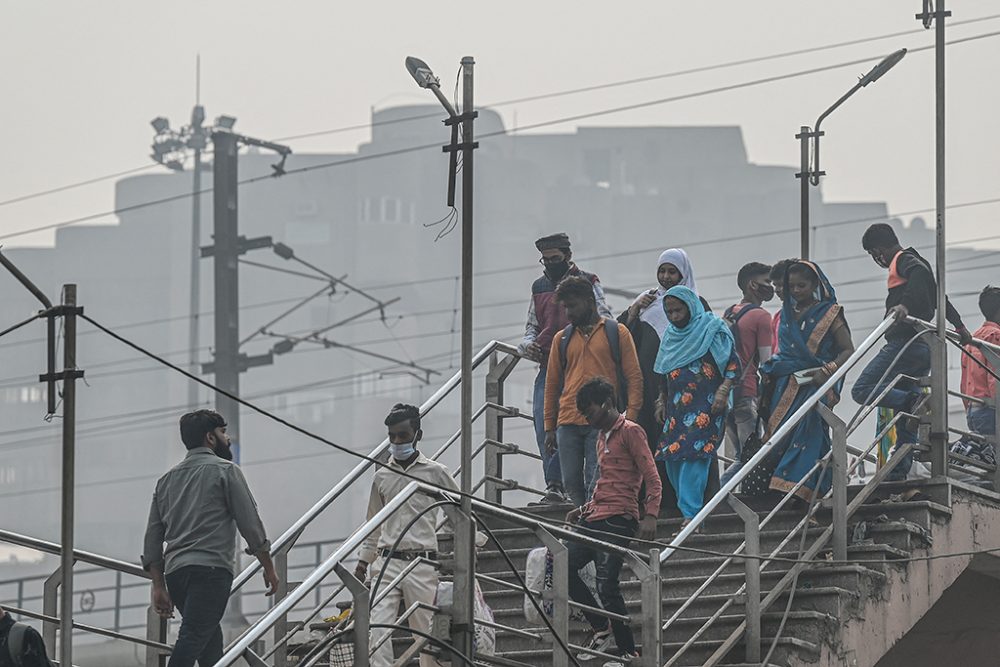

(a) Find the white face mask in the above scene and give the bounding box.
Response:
[389,440,417,460]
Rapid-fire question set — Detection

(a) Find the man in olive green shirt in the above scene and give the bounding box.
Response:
[142,410,278,667]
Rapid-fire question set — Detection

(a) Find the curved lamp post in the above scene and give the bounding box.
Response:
[405,55,478,664]
[796,48,907,259]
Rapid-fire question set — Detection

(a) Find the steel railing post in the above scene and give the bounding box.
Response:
[534,527,570,667]
[728,495,760,663]
[817,403,848,561]
[635,549,661,667]
[484,351,520,504]
[273,544,292,667]
[484,353,503,504]
[334,562,370,667]
[42,567,60,653]
[114,571,123,633]
[145,604,168,667]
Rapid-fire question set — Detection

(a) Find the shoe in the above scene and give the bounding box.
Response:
[577,626,614,660]
[602,651,639,666]
[540,485,568,505]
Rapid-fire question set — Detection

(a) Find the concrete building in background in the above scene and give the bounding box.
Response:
[1,105,995,594]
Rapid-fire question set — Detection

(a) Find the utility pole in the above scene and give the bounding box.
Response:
[405,53,478,664]
[57,285,81,667]
[0,253,81,665]
[918,0,951,476]
[150,56,236,409]
[201,128,289,626]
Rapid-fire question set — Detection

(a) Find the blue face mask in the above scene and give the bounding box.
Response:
[389,440,417,460]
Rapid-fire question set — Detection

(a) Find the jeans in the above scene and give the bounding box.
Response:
[557,424,599,507]
[721,397,758,486]
[567,516,638,655]
[164,565,234,667]
[851,339,931,481]
[968,406,997,436]
[533,365,562,488]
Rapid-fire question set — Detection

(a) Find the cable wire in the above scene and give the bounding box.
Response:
[5,29,1000,245]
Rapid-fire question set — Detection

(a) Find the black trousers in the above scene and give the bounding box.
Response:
[165,565,234,667]
[567,515,638,655]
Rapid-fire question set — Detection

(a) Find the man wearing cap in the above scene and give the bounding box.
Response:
[519,233,612,504]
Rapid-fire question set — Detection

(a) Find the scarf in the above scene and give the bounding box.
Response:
[637,248,698,338]
[654,285,734,374]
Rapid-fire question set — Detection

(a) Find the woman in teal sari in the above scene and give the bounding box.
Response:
[759,261,854,502]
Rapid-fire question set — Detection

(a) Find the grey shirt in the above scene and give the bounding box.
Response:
[142,447,270,575]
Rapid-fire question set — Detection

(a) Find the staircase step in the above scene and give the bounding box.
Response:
[497,635,819,667]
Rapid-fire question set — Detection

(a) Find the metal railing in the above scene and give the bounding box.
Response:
[7,313,997,667]
[0,528,172,666]
[655,316,1000,667]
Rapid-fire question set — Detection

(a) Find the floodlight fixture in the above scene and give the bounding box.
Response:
[150,116,170,134]
[215,115,237,130]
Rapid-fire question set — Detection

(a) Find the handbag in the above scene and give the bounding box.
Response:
[738,414,784,497]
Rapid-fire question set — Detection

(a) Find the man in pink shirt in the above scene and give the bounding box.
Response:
[721,263,774,483]
[565,377,659,664]
[953,286,1000,465]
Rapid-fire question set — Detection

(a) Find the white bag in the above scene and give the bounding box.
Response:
[523,546,599,624]
[435,580,496,656]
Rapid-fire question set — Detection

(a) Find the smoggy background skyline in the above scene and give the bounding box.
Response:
[2,1,999,249]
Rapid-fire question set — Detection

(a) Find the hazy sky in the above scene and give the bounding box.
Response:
[1,1,999,249]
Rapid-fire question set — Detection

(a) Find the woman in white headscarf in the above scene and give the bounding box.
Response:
[618,248,716,517]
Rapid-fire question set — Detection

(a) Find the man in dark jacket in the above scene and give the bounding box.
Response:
[0,608,53,667]
[518,233,612,503]
[853,223,972,480]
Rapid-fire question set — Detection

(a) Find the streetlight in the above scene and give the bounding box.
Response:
[796,48,906,259]
[406,54,478,663]
[149,90,237,409]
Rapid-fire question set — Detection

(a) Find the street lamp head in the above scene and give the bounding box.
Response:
[405,56,439,89]
[215,115,237,130]
[860,48,907,87]
[150,116,170,134]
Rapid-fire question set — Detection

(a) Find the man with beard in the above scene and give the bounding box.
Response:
[545,276,643,508]
[142,410,278,667]
[519,232,612,503]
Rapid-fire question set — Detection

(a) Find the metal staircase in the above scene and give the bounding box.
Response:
[3,317,1000,667]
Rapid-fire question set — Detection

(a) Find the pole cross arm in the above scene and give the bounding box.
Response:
[200,235,273,258]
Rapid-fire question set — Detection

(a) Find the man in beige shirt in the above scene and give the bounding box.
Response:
[354,404,458,667]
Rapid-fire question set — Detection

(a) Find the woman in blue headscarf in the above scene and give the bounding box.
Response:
[758,261,854,503]
[653,286,740,524]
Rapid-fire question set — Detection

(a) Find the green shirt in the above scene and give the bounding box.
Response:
[142,448,270,575]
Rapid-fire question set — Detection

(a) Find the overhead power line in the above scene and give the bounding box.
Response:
[3,28,1000,244]
[4,13,998,215]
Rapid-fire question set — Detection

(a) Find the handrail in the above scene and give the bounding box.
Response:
[910,315,1000,354]
[230,339,522,592]
[0,528,147,579]
[659,315,896,562]
[216,481,648,666]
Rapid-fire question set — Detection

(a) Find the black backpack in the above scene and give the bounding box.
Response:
[2,621,53,667]
[557,318,628,410]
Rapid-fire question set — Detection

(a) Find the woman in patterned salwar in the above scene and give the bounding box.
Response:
[760,261,854,504]
[653,286,739,527]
